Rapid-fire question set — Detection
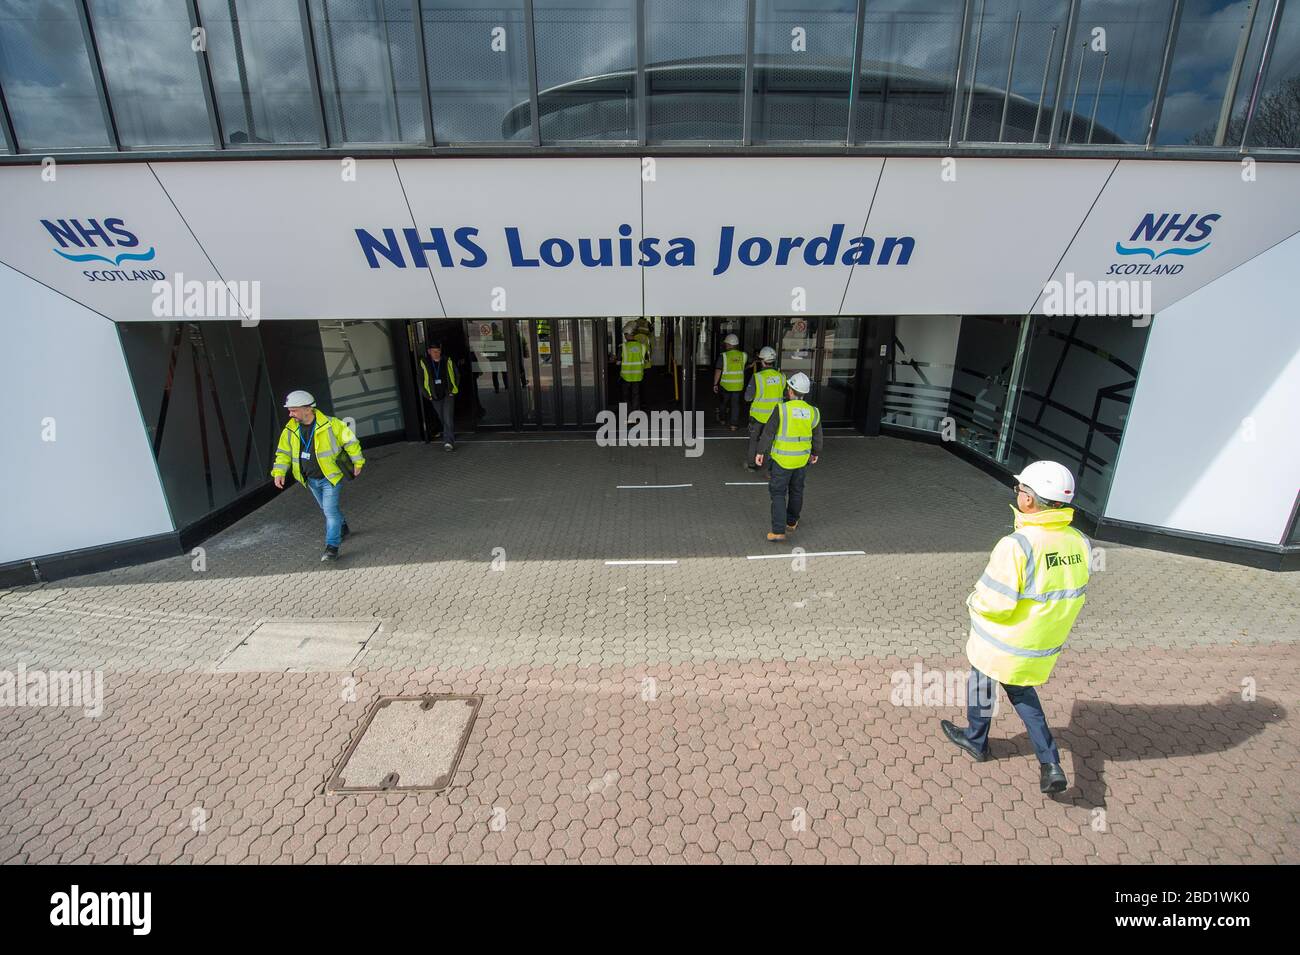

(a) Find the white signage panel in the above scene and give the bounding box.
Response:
[152,159,442,320]
[1033,160,1300,315]
[843,157,1117,315]
[395,158,643,318]
[0,162,226,322]
[642,157,885,316]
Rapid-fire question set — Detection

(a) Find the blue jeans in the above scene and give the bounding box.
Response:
[307,476,346,547]
[964,666,1060,764]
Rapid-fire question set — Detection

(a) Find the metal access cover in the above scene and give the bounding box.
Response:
[328,695,481,794]
[217,618,379,672]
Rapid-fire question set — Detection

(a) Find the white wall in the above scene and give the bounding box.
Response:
[0,262,174,564]
[1104,231,1300,545]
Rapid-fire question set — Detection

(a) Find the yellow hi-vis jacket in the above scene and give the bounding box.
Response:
[271,410,365,487]
[749,367,786,422]
[421,356,458,397]
[720,349,747,391]
[965,506,1091,686]
[620,340,646,381]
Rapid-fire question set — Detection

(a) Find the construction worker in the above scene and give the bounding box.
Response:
[271,390,365,562]
[713,333,747,430]
[617,321,646,411]
[754,372,821,541]
[635,319,653,376]
[940,460,1091,796]
[744,346,784,470]
[420,342,459,451]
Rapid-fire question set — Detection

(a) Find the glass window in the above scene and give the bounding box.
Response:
[423,0,532,143]
[751,0,856,143]
[308,0,425,144]
[465,319,513,426]
[645,0,747,142]
[1056,0,1177,146]
[317,320,404,437]
[198,0,319,146]
[1003,315,1150,516]
[118,321,276,529]
[947,314,1022,458]
[855,0,966,142]
[883,314,962,432]
[1245,0,1300,148]
[816,316,860,421]
[86,0,212,147]
[0,0,112,150]
[956,0,1070,144]
[1157,0,1267,146]
[532,0,635,142]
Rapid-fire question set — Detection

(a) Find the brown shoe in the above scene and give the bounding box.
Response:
[766,532,786,542]
[785,521,798,533]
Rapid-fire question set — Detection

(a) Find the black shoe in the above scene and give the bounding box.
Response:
[342,523,351,539]
[940,719,988,762]
[1040,762,1068,794]
[321,545,339,563]
[443,442,454,451]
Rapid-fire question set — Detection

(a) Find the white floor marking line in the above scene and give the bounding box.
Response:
[725,481,768,486]
[604,559,679,566]
[745,550,867,560]
[616,484,693,489]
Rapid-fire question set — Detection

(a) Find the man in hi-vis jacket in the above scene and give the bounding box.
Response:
[940,460,1091,795]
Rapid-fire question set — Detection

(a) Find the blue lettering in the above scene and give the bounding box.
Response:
[878,236,914,266]
[104,218,139,247]
[453,227,487,267]
[42,218,83,248]
[506,227,539,267]
[355,228,406,268]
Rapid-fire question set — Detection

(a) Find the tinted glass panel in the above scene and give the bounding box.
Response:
[87,0,211,147]
[1245,0,1300,148]
[309,0,425,144]
[1157,0,1264,146]
[1056,0,1176,146]
[883,314,962,432]
[646,0,747,142]
[956,0,1070,144]
[0,0,112,150]
[198,0,318,146]
[948,314,1021,458]
[1003,315,1149,516]
[423,0,532,143]
[751,0,856,143]
[533,0,635,141]
[855,0,965,142]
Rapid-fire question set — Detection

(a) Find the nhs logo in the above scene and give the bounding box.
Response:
[1115,212,1219,260]
[42,217,157,266]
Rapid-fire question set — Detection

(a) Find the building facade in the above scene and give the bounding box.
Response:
[1,0,1298,580]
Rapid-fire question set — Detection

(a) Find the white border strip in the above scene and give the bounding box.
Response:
[724,481,768,486]
[745,550,866,560]
[616,484,693,489]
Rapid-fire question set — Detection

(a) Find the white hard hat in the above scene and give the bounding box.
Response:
[624,322,637,334]
[758,346,777,362]
[723,333,739,346]
[788,372,812,394]
[283,389,316,408]
[1015,461,1076,504]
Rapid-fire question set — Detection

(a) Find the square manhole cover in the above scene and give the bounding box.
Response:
[328,695,481,794]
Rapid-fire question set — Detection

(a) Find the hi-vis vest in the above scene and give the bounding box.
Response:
[620,340,646,381]
[421,356,458,397]
[770,399,819,469]
[965,506,1091,687]
[272,409,365,487]
[749,367,786,422]
[720,349,747,391]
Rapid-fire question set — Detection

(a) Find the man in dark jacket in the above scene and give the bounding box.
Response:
[420,342,459,451]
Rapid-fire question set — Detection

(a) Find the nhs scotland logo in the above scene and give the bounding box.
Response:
[1109,212,1219,275]
[42,217,164,283]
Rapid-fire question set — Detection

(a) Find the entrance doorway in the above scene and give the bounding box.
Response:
[405,317,876,437]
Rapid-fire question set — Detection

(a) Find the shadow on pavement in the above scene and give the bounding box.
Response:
[997,695,1286,810]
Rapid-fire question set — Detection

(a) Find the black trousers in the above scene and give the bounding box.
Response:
[717,388,742,426]
[768,462,807,533]
[622,378,641,411]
